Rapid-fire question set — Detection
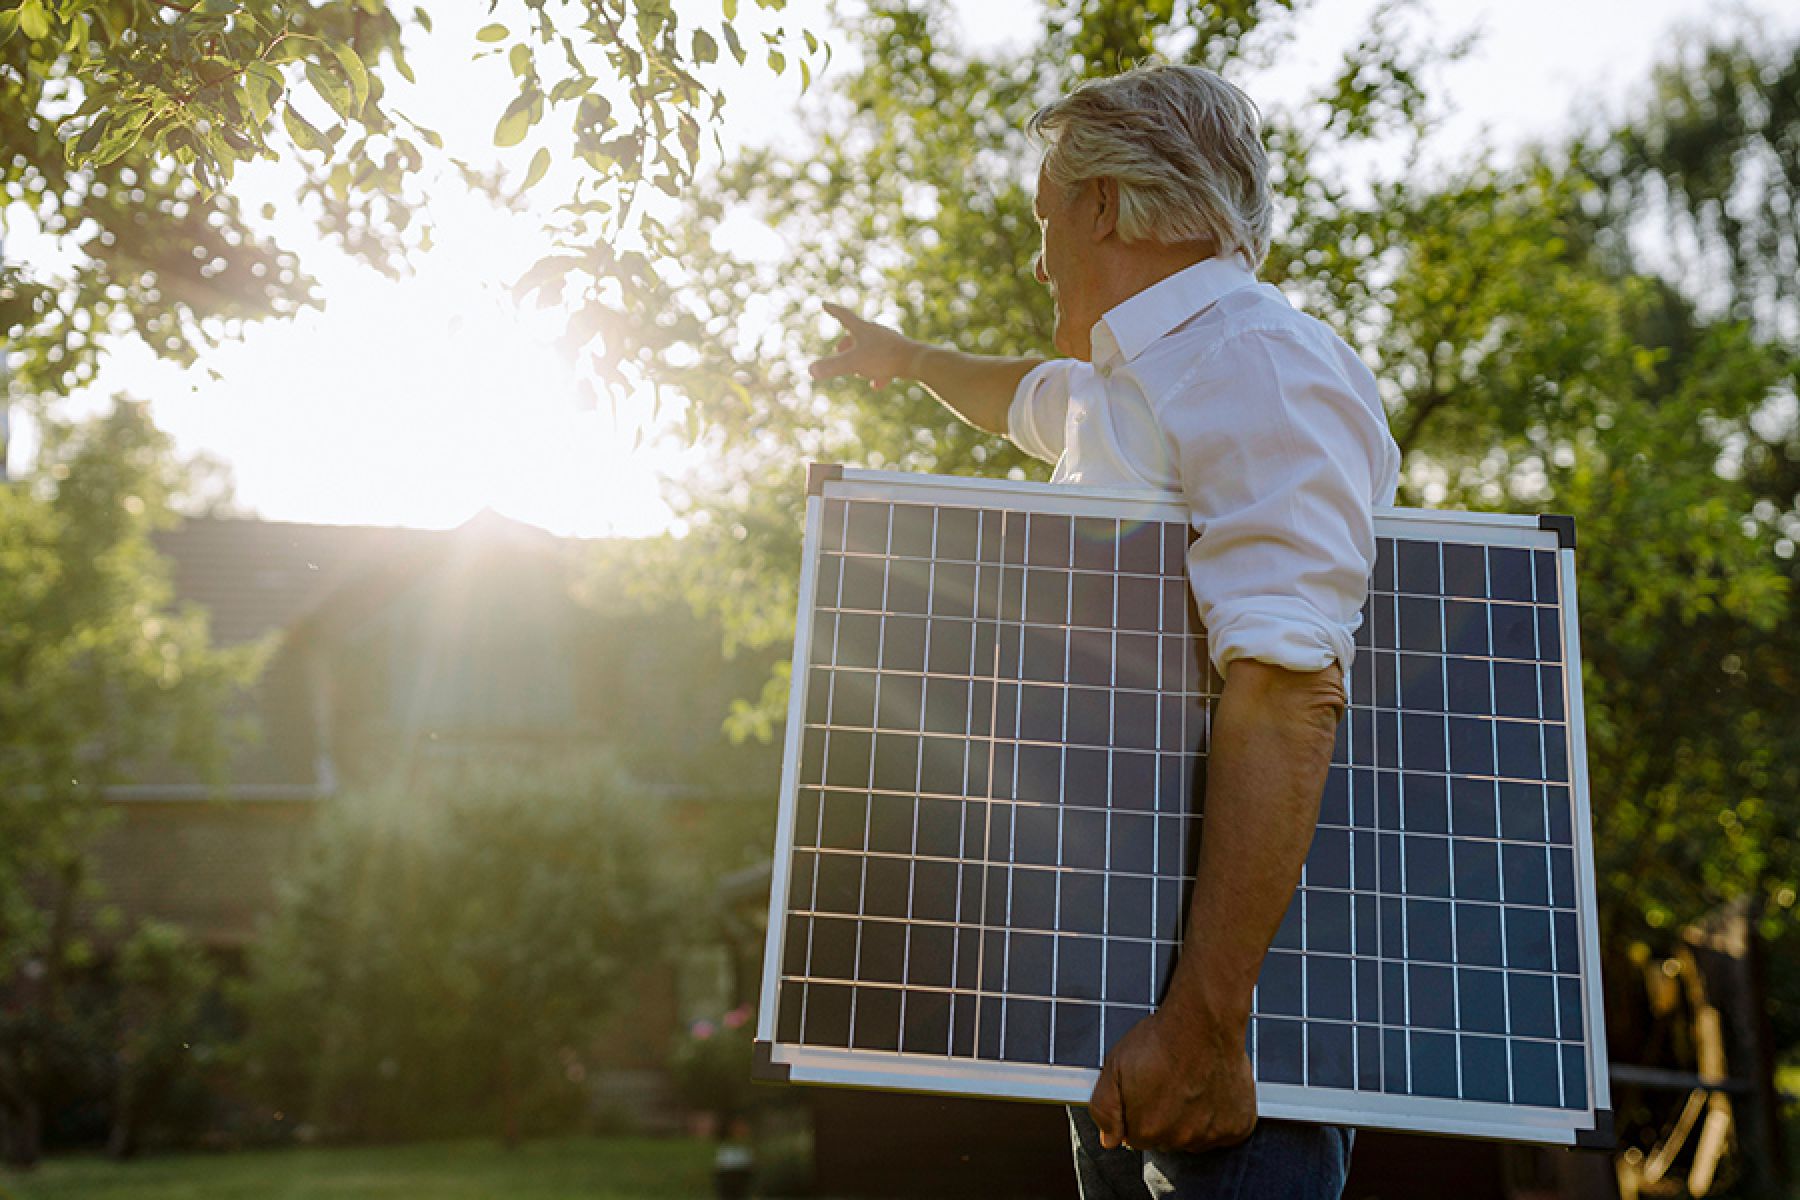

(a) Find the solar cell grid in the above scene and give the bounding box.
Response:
[761,471,1608,1147]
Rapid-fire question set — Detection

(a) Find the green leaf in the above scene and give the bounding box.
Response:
[768,49,785,74]
[509,42,531,78]
[282,102,327,153]
[91,106,152,165]
[692,29,717,65]
[492,91,537,148]
[0,11,20,46]
[522,146,551,190]
[722,0,737,20]
[413,6,432,33]
[476,23,508,43]
[306,62,355,122]
[331,43,369,114]
[804,30,818,53]
[18,0,50,41]
[722,24,745,66]
[200,0,241,14]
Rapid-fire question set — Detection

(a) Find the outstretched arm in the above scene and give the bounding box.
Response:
[808,302,1044,436]
[1088,658,1345,1151]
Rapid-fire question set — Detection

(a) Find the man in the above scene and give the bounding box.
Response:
[808,63,1400,1199]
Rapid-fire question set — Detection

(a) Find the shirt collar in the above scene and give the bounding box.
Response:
[1088,256,1259,369]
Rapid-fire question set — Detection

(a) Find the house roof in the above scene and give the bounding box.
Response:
[152,510,588,646]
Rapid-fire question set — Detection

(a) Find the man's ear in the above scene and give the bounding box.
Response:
[1091,177,1120,241]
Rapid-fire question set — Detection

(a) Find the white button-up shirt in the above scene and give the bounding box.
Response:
[1007,257,1401,675]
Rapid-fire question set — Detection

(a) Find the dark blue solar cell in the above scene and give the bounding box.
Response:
[1000,511,1029,565]
[1540,665,1565,722]
[1378,710,1400,764]
[1398,596,1443,654]
[1025,513,1070,567]
[1372,593,1397,650]
[925,621,973,679]
[1161,578,1190,633]
[1352,768,1378,827]
[1358,1026,1383,1091]
[1003,998,1051,1062]
[1404,774,1450,832]
[1554,912,1581,974]
[951,994,977,1056]
[1440,542,1484,596]
[1373,538,1397,591]
[888,561,933,616]
[977,568,1003,620]
[1443,600,1490,657]
[1550,848,1576,909]
[1499,782,1548,843]
[1355,892,1379,954]
[1118,575,1160,632]
[1106,939,1152,1006]
[1378,771,1403,830]
[1103,1005,1151,1058]
[868,793,915,854]
[1069,629,1111,687]
[1062,747,1106,807]
[864,858,912,920]
[1258,951,1304,1016]
[912,859,957,923]
[977,993,1003,1058]
[1496,721,1543,780]
[1382,961,1407,1025]
[1308,890,1353,954]
[1446,658,1492,717]
[958,865,986,927]
[1056,935,1103,1001]
[795,792,823,846]
[810,915,857,978]
[1354,831,1379,892]
[1320,767,1351,826]
[1505,907,1553,972]
[814,556,843,610]
[1558,976,1585,1042]
[1561,1044,1588,1110]
[1357,957,1381,1020]
[1025,569,1068,626]
[1411,1031,1459,1098]
[1308,827,1352,888]
[1409,899,1455,963]
[778,981,804,1042]
[903,989,952,1057]
[1022,627,1068,683]
[1493,661,1540,719]
[1537,608,1563,663]
[1106,874,1152,937]
[1406,836,1452,897]
[821,500,849,553]
[1511,1039,1561,1108]
[1397,540,1441,594]
[1448,717,1494,776]
[1065,683,1108,752]
[907,923,955,988]
[1373,650,1400,709]
[1307,955,1354,1021]
[809,615,839,669]
[929,562,977,619]
[921,735,971,796]
[1503,844,1551,906]
[887,503,934,558]
[1459,967,1507,1035]
[1399,653,1446,713]
[1014,804,1058,865]
[1068,571,1113,629]
[877,671,924,732]
[1257,1018,1305,1085]
[805,982,853,1047]
[1308,1022,1355,1090]
[1062,808,1107,871]
[814,853,862,915]
[1350,645,1374,702]
[1058,872,1104,936]
[1512,971,1555,1036]
[1456,902,1505,968]
[1383,1028,1409,1094]
[1461,1035,1510,1102]
[1533,550,1558,603]
[931,505,977,560]
[1379,834,1404,894]
[1492,604,1536,660]
[997,569,1025,624]
[1011,870,1056,933]
[1053,1000,1101,1067]
[836,613,882,668]
[882,616,928,672]
[1381,897,1406,960]
[1454,842,1502,903]
[846,502,890,554]
[1451,777,1498,837]
[871,734,918,794]
[1489,547,1533,602]
[1153,940,1180,1001]
[1544,729,1570,783]
[1272,894,1304,950]
[1115,633,1159,692]
[1116,521,1160,574]
[1109,814,1155,875]
[783,914,811,978]
[1007,931,1054,995]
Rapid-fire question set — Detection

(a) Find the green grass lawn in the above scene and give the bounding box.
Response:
[0,1136,717,1200]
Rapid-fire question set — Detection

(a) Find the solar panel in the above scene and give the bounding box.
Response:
[754,466,1612,1147]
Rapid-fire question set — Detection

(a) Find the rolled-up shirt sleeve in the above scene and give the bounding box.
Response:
[1157,327,1389,677]
[1007,359,1075,464]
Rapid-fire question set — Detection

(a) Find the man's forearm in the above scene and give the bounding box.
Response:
[902,343,1043,436]
[1164,659,1346,1028]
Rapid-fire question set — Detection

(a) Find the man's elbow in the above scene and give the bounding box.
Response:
[1220,656,1347,740]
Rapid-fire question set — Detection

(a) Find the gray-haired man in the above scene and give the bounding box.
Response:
[810,63,1399,1199]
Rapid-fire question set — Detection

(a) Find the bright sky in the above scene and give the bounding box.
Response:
[8,0,1796,537]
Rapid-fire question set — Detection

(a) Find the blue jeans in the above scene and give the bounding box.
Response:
[1068,1106,1354,1199]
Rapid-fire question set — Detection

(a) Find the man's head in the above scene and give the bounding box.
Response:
[1028,64,1272,359]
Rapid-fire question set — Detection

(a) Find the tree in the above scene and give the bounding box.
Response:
[1,0,824,422]
[0,397,256,1167]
